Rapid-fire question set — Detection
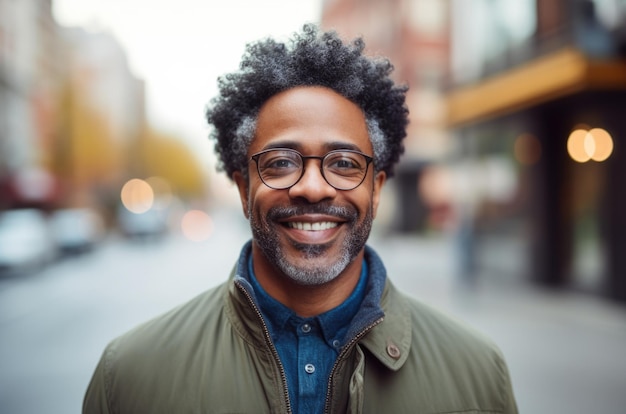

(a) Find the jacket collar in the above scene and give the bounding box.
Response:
[358,278,412,371]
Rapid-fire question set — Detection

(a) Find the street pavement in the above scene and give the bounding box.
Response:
[1,208,625,413]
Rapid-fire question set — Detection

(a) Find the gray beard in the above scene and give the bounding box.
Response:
[249,203,373,286]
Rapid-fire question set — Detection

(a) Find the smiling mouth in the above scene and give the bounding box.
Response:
[286,222,339,231]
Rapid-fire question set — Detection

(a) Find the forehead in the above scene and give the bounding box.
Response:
[251,86,371,154]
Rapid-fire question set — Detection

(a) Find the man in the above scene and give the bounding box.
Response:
[84,25,518,413]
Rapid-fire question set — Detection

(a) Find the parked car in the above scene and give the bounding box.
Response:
[117,206,169,241]
[49,208,105,255]
[0,209,56,275]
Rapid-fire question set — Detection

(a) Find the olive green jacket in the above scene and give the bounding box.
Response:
[84,266,518,413]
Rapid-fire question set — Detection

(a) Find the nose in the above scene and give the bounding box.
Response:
[288,159,337,203]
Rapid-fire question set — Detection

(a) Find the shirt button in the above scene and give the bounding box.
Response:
[301,323,311,333]
[304,363,316,374]
[332,340,341,348]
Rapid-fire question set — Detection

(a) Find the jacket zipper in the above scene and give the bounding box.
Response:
[323,317,384,414]
[235,281,293,414]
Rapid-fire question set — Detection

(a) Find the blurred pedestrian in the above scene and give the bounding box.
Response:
[83,24,517,414]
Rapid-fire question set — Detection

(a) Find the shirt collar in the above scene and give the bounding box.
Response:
[237,241,385,347]
[246,254,368,345]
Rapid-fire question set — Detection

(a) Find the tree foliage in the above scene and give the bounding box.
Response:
[138,129,207,199]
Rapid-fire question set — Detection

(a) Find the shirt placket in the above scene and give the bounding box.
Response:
[297,320,318,408]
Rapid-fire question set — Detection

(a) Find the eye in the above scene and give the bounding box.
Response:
[325,152,365,171]
[332,158,358,169]
[258,150,301,176]
[266,157,297,169]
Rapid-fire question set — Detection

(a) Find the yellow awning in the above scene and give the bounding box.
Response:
[446,48,626,128]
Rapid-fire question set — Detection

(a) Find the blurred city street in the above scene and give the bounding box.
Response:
[0,209,625,414]
[2,1,626,413]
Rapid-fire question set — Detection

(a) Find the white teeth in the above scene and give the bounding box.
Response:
[288,222,338,231]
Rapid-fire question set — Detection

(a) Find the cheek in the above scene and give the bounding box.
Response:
[248,186,279,216]
[345,190,375,217]
[362,187,381,219]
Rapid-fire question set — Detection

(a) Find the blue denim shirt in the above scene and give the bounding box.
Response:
[235,241,386,414]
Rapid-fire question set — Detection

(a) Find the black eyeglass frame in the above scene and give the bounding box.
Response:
[249,148,374,191]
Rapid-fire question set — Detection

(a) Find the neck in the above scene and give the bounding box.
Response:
[251,246,364,317]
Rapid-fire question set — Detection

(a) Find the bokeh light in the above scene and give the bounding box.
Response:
[588,128,614,162]
[513,133,542,165]
[419,165,452,206]
[120,178,154,213]
[567,127,614,163]
[181,210,213,242]
[567,128,591,163]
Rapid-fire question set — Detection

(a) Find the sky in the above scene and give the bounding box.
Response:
[52,0,322,172]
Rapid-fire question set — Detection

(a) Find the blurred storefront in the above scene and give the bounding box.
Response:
[446,0,626,301]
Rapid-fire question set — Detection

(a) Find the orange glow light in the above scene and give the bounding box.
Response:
[181,210,213,242]
[567,127,614,163]
[514,133,542,165]
[567,129,591,163]
[120,179,154,213]
[588,128,613,162]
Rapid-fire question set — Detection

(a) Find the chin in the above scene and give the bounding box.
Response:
[279,259,348,286]
[277,245,355,286]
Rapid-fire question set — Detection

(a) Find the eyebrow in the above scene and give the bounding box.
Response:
[262,140,364,153]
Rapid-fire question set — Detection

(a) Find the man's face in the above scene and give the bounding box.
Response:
[234,86,386,286]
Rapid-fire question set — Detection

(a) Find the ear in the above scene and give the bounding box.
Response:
[232,171,250,219]
[371,171,386,219]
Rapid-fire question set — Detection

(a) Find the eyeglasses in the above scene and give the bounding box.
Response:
[250,148,374,191]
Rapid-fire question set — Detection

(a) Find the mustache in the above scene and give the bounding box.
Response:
[267,203,357,222]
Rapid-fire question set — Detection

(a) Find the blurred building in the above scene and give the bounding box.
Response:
[321,0,452,233]
[56,27,146,207]
[446,0,626,301]
[0,0,146,212]
[0,0,62,208]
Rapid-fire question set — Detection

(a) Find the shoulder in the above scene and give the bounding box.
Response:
[111,281,228,361]
[396,286,509,377]
[84,282,234,412]
[85,278,279,413]
[397,284,516,408]
[363,282,517,412]
[102,281,230,388]
[387,282,499,353]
